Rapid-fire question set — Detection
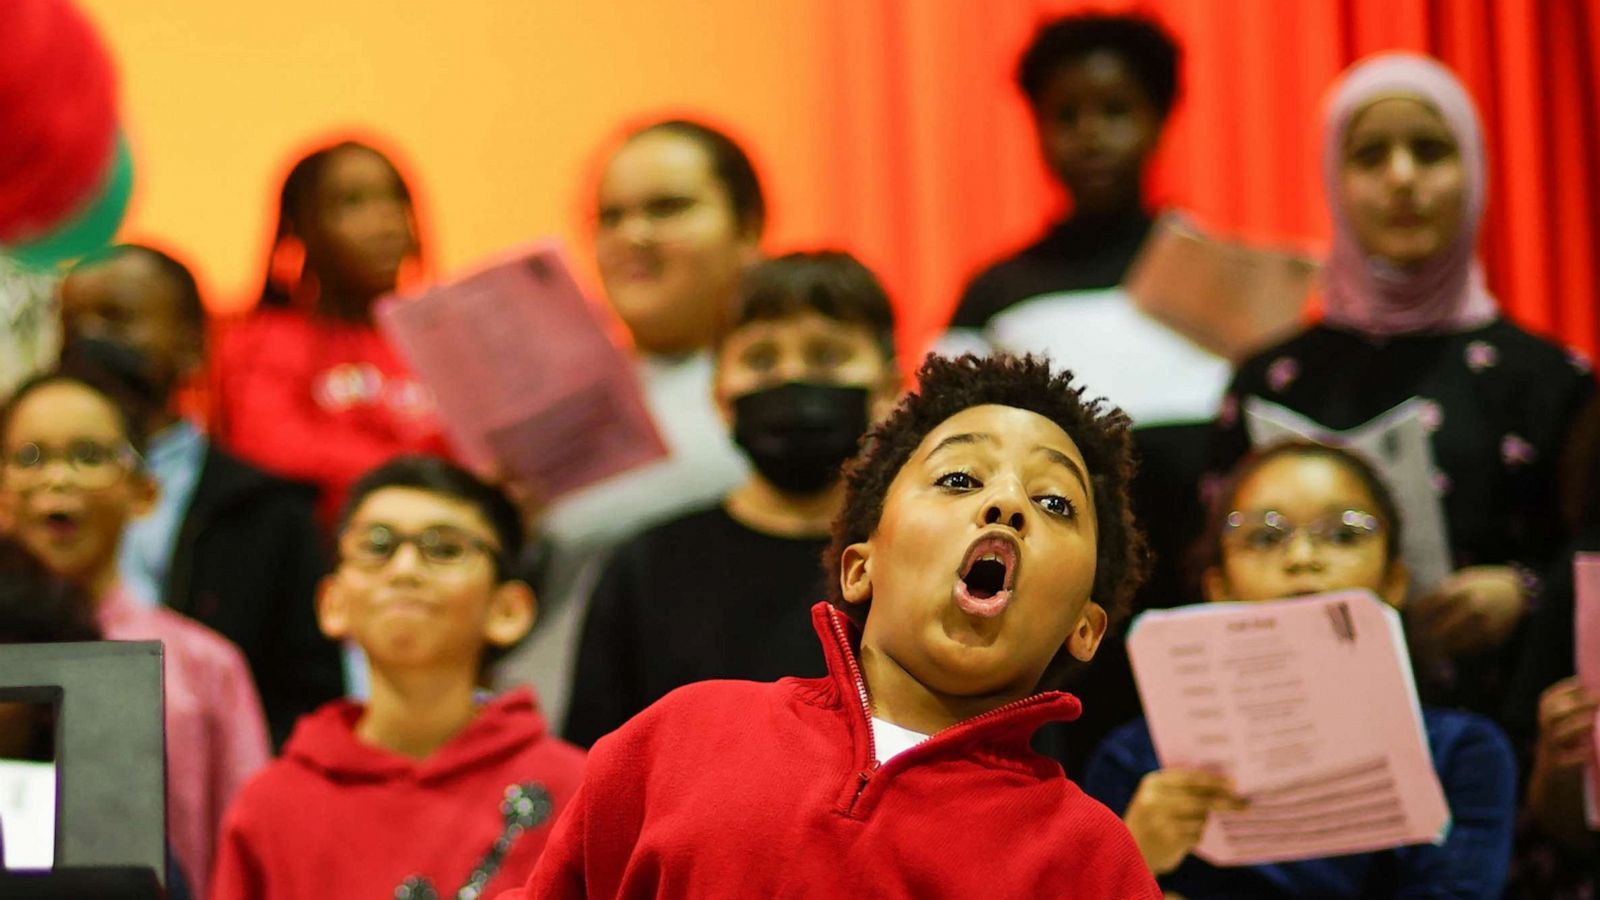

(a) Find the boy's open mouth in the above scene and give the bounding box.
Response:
[953,532,1019,619]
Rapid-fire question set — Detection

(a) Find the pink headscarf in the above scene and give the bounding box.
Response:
[1321,53,1498,335]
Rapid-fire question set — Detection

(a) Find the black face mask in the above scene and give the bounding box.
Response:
[733,382,871,495]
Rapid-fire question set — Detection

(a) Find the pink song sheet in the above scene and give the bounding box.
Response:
[1127,590,1450,867]
[1123,212,1315,363]
[375,242,666,502]
[1575,553,1600,828]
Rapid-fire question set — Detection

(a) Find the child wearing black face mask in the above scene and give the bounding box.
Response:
[563,251,900,748]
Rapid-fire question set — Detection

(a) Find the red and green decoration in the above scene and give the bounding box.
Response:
[0,0,129,269]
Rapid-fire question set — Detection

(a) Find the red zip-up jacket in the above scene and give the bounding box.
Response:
[500,603,1161,899]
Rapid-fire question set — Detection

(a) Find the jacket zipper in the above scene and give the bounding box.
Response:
[935,692,1055,739]
[827,609,880,815]
[827,608,1065,815]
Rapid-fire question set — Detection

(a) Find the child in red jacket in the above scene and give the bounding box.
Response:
[503,353,1162,899]
[211,140,451,527]
[211,456,586,899]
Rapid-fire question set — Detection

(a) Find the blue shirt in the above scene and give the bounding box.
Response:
[1082,708,1517,899]
[118,420,207,607]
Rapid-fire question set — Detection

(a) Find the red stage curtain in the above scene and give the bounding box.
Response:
[819,0,1599,365]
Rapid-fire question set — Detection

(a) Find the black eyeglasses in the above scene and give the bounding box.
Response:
[339,524,500,570]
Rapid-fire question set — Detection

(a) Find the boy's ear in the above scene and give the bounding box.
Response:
[839,542,873,605]
[1379,558,1410,609]
[0,489,14,532]
[316,574,350,641]
[1201,566,1230,603]
[1065,600,1108,662]
[484,580,537,648]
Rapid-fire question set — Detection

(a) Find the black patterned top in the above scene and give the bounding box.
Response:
[1210,319,1595,717]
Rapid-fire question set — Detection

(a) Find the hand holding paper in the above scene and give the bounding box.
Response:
[1528,676,1599,848]
[1123,212,1315,363]
[1535,678,1598,771]
[1126,590,1450,867]
[1411,565,1527,657]
[1123,769,1249,875]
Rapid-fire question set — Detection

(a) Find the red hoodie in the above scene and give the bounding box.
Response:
[211,308,453,525]
[501,603,1161,900]
[211,688,585,900]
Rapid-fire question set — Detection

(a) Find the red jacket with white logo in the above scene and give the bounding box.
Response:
[500,602,1162,900]
[211,308,451,524]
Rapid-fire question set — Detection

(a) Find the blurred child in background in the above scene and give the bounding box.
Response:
[564,250,900,746]
[59,244,340,745]
[0,364,269,895]
[211,140,449,528]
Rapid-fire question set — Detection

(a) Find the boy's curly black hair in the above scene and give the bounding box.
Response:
[825,354,1150,681]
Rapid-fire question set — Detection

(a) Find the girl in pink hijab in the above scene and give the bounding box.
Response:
[1320,53,1497,335]
[1210,53,1595,726]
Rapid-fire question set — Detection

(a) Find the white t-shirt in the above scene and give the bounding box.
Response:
[871,717,929,763]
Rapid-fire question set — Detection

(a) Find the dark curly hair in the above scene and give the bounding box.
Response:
[1017,13,1182,120]
[826,354,1150,663]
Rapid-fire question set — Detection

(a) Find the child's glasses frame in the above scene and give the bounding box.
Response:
[2,440,143,490]
[1222,509,1384,555]
[338,523,501,570]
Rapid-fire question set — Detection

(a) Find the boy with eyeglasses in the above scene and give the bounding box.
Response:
[211,455,585,900]
[0,364,269,898]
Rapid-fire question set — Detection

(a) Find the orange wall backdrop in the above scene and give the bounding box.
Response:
[78,0,1600,364]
